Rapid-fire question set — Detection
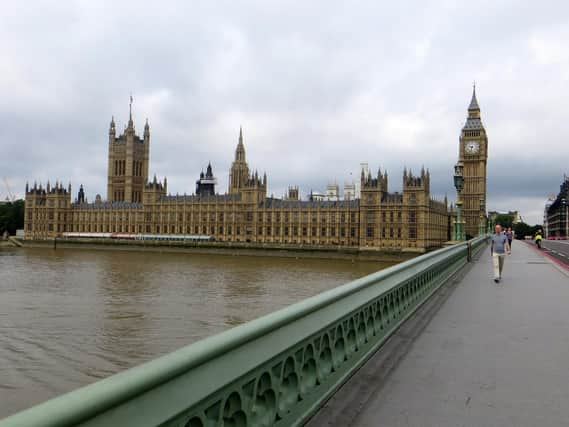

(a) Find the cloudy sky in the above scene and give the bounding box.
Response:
[2,1,568,224]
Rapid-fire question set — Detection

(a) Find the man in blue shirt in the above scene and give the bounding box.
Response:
[491,224,511,283]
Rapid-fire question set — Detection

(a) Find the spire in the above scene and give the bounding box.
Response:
[128,94,134,129]
[144,118,150,136]
[110,116,116,134]
[468,83,480,111]
[235,126,246,162]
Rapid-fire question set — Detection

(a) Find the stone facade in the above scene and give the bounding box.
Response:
[545,176,569,238]
[24,110,454,251]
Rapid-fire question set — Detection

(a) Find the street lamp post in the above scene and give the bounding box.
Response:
[479,198,486,236]
[453,162,465,241]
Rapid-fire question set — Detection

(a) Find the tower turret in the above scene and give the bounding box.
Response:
[107,96,149,203]
[229,126,250,194]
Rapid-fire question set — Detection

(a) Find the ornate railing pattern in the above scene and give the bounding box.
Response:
[0,237,488,427]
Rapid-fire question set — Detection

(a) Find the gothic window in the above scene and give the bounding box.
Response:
[219,226,223,234]
[285,227,289,236]
[330,228,335,237]
[409,227,417,239]
[321,227,326,236]
[409,211,416,223]
[266,227,271,235]
[302,227,307,236]
[390,212,394,222]
[312,227,316,236]
[341,228,346,237]
[350,228,355,238]
[367,227,373,238]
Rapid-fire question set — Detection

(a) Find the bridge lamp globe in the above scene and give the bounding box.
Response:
[453,163,464,194]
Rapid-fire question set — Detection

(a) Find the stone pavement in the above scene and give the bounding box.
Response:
[309,241,569,427]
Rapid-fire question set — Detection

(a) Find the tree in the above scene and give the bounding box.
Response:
[513,222,543,239]
[0,200,25,236]
[493,214,514,229]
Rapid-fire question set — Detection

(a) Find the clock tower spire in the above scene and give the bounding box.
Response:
[458,85,488,238]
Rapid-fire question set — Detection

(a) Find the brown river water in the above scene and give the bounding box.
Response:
[0,247,391,418]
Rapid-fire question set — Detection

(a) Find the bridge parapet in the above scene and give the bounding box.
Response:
[0,237,488,427]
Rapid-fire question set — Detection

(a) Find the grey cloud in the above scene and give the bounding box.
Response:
[2,1,568,225]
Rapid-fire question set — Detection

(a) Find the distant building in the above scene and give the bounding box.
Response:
[545,175,569,239]
[488,211,523,225]
[24,91,491,251]
[326,183,339,201]
[544,194,556,237]
[196,163,217,196]
[308,191,326,202]
[344,182,356,200]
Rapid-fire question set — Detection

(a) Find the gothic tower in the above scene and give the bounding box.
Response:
[229,127,250,194]
[459,86,488,237]
[107,98,150,203]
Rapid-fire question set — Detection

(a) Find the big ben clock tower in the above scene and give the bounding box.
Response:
[459,85,488,237]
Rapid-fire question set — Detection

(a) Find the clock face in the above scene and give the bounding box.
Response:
[465,141,480,154]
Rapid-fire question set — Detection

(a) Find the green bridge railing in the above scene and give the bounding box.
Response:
[0,236,488,427]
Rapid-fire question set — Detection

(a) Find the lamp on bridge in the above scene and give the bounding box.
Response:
[479,198,487,236]
[453,162,465,241]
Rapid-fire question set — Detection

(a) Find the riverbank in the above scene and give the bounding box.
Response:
[22,238,420,262]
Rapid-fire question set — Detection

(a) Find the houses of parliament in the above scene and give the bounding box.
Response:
[24,90,488,252]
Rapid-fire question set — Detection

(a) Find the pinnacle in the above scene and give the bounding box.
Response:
[468,84,480,110]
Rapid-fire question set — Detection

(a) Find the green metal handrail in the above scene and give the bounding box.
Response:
[0,236,489,427]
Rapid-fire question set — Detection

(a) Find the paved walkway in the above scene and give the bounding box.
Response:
[310,241,569,427]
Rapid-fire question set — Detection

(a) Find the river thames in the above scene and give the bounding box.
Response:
[0,247,391,418]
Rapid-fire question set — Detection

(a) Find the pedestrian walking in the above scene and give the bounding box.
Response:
[506,227,514,252]
[491,224,510,283]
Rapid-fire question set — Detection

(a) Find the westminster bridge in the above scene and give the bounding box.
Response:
[1,237,569,427]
